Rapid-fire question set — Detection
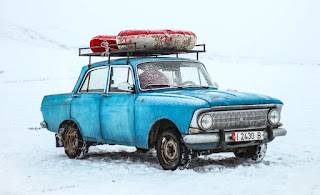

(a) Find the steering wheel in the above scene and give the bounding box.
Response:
[181,81,196,85]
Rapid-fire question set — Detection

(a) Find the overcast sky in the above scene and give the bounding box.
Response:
[1,0,319,63]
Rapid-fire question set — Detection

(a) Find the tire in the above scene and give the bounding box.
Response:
[156,129,190,170]
[234,143,267,162]
[62,123,89,159]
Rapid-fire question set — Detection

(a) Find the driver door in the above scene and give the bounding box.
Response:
[100,65,137,145]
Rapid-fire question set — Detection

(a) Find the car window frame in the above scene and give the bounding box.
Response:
[136,60,215,92]
[107,65,136,94]
[77,66,110,94]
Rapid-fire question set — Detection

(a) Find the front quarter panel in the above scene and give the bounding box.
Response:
[135,93,210,148]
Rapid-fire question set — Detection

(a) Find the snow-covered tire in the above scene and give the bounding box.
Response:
[156,129,190,170]
[62,123,89,159]
[234,143,267,162]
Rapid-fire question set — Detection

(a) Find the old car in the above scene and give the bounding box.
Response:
[40,44,286,170]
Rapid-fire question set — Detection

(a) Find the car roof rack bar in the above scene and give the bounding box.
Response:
[79,43,206,65]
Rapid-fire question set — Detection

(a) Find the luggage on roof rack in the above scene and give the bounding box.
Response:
[116,29,197,51]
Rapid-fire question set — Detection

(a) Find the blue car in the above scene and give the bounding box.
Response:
[40,47,286,170]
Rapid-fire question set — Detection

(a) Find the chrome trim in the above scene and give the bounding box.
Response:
[77,66,109,94]
[211,104,277,111]
[190,104,278,129]
[135,60,217,92]
[206,127,266,132]
[276,104,283,114]
[183,128,287,144]
[273,128,287,137]
[190,107,212,128]
[199,113,213,130]
[106,65,136,94]
[199,108,269,131]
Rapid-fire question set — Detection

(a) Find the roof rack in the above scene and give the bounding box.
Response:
[79,43,206,66]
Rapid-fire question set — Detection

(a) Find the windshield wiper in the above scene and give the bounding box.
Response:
[179,85,210,89]
[146,84,182,90]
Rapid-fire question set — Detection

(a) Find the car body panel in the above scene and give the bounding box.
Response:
[160,89,283,106]
[70,93,103,140]
[134,93,210,148]
[100,93,138,145]
[41,94,73,133]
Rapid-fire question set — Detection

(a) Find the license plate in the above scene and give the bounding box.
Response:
[232,131,264,142]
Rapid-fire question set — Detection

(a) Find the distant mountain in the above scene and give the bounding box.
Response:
[0,20,71,49]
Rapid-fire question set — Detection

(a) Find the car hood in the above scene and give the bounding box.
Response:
[162,89,282,106]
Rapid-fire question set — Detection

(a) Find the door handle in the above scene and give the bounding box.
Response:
[102,94,111,97]
[72,94,79,97]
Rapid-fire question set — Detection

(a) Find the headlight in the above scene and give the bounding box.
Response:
[268,108,280,125]
[199,114,213,130]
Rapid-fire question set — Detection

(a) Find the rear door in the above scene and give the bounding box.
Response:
[71,66,109,140]
[100,65,137,145]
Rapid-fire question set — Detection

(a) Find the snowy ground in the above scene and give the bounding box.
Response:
[1,24,320,195]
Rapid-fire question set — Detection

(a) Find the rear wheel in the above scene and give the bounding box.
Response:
[234,143,267,162]
[62,123,89,159]
[156,129,190,170]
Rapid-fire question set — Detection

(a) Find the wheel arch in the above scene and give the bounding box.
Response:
[147,119,181,149]
[58,118,83,136]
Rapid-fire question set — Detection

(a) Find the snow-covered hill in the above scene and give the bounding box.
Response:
[0,21,89,83]
[0,20,71,49]
[0,21,319,195]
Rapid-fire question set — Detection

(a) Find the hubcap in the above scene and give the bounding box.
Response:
[161,137,179,166]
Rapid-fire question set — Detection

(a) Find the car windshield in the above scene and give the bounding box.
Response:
[137,61,216,90]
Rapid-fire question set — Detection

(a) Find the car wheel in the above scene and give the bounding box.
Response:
[156,129,190,170]
[234,143,267,162]
[62,123,89,159]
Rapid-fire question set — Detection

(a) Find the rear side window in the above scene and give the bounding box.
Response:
[79,67,108,93]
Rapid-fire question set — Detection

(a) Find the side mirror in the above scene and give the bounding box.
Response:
[118,82,135,93]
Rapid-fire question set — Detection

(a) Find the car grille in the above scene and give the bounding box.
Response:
[207,109,269,131]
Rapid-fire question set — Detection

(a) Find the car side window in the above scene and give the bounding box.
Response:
[79,68,108,93]
[109,67,134,93]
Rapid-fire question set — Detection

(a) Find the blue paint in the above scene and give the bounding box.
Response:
[41,57,284,151]
[134,93,210,148]
[100,93,138,145]
[41,94,73,133]
[70,93,103,140]
[162,89,283,106]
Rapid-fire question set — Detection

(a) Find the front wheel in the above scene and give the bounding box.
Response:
[234,143,267,162]
[62,123,89,159]
[156,129,190,170]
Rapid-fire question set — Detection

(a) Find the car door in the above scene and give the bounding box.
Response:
[71,66,109,141]
[100,65,137,145]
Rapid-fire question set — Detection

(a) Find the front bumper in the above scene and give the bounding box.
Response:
[183,128,287,150]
